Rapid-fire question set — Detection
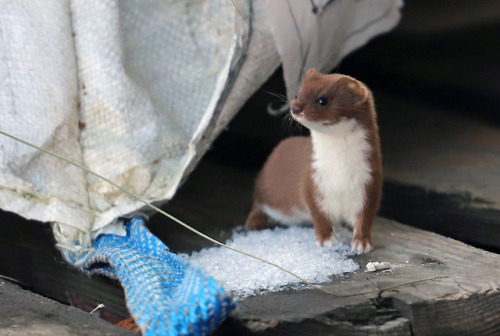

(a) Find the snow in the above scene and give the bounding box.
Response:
[181,226,359,298]
[366,261,392,272]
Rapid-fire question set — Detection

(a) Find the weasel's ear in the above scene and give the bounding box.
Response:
[306,68,322,78]
[342,76,370,105]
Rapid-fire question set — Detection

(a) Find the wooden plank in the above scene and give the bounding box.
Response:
[222,218,500,335]
[2,156,500,335]
[381,181,500,251]
[151,160,500,335]
[0,210,129,319]
[375,94,500,251]
[0,280,133,336]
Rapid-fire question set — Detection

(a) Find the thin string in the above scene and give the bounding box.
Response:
[230,0,247,24]
[0,129,450,297]
[0,130,318,291]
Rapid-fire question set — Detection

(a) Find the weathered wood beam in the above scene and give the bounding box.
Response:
[228,218,500,335]
[376,94,500,251]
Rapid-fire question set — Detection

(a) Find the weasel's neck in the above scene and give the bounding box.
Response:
[310,119,372,178]
[310,119,370,154]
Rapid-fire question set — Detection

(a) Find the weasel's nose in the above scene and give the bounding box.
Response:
[290,104,302,114]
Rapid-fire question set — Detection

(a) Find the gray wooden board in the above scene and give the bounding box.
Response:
[150,160,500,335]
[1,157,499,335]
[228,218,500,336]
[378,94,500,209]
[0,280,133,336]
[0,210,130,320]
[375,93,500,251]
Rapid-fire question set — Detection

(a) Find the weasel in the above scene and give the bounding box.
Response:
[245,69,382,254]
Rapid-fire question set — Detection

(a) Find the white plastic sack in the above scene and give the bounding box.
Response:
[265,0,403,98]
[0,0,401,259]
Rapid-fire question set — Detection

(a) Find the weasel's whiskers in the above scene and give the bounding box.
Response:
[265,91,290,104]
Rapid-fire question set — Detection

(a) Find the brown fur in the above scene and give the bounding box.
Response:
[246,69,382,253]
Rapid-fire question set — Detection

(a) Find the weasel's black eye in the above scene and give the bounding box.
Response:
[294,93,298,99]
[316,97,328,106]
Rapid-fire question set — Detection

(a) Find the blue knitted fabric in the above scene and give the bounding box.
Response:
[79,217,235,336]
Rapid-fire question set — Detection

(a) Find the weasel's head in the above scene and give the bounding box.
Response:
[290,69,374,135]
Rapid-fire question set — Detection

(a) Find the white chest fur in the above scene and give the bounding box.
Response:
[311,119,372,226]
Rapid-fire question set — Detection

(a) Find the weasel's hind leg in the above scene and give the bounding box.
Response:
[245,202,269,231]
[351,212,373,254]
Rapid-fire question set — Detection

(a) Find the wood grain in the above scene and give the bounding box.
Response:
[151,160,500,335]
[0,210,129,319]
[229,218,500,335]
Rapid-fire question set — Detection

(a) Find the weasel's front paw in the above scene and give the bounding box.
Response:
[351,238,373,254]
[316,233,338,247]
